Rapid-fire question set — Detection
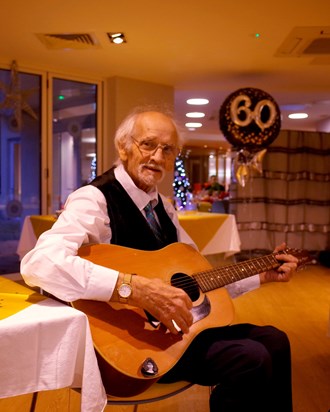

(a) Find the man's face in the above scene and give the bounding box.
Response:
[120,112,179,192]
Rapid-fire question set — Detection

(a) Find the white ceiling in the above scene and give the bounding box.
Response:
[1,0,330,149]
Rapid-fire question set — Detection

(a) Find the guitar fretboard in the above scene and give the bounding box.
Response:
[194,253,281,292]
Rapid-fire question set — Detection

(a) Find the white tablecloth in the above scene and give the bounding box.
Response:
[17,216,47,260]
[18,213,241,260]
[178,212,241,257]
[201,214,240,256]
[0,289,107,412]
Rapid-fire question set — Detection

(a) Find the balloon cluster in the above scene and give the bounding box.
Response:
[219,87,281,186]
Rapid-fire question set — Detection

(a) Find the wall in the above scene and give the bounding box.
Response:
[103,76,175,197]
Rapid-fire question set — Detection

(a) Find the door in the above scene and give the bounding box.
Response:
[50,77,98,213]
[0,64,41,274]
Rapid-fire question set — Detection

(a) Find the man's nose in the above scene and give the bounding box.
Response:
[150,146,165,160]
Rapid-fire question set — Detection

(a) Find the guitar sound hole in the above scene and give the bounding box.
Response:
[171,273,200,302]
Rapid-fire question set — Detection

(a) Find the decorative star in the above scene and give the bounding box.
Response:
[0,60,38,131]
[234,148,267,187]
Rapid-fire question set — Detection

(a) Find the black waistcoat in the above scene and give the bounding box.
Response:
[89,167,178,250]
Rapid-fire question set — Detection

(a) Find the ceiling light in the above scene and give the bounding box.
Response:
[185,122,202,128]
[187,98,209,105]
[288,113,309,119]
[82,137,96,143]
[186,112,205,118]
[107,32,127,44]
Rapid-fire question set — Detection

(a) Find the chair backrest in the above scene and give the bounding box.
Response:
[211,200,226,213]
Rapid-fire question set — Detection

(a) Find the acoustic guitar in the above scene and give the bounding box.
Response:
[71,242,311,397]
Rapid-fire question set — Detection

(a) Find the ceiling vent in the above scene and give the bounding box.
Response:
[36,33,100,50]
[275,26,330,57]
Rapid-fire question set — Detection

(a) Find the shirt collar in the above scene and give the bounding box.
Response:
[114,164,159,211]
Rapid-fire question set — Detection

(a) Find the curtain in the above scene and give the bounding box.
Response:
[230,130,330,254]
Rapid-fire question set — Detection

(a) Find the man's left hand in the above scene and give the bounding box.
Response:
[259,242,298,284]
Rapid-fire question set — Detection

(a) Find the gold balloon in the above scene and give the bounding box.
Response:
[236,164,250,187]
[250,148,267,174]
[234,149,267,187]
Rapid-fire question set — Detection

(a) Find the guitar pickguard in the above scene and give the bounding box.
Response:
[146,272,210,328]
[191,294,211,323]
[171,271,211,324]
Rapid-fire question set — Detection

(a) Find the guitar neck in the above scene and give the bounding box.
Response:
[194,253,281,292]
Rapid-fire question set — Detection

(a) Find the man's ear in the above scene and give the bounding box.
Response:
[118,146,128,162]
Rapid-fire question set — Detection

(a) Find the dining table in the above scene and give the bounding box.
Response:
[178,211,241,257]
[0,276,107,412]
[17,214,57,260]
[17,211,241,260]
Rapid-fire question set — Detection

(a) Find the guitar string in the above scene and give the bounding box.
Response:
[168,253,281,293]
[166,250,306,294]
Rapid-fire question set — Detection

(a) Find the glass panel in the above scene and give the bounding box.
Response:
[0,66,41,274]
[217,152,232,191]
[52,78,97,212]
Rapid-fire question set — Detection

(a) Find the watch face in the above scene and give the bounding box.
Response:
[119,283,132,298]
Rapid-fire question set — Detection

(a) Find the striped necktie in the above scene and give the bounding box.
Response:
[144,202,163,241]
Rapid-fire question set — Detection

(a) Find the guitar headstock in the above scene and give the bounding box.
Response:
[282,248,316,271]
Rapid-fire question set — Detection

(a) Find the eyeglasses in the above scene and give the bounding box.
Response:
[131,137,179,159]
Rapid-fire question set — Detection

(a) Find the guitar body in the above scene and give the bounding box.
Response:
[72,242,235,396]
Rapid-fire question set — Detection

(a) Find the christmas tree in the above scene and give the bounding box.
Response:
[173,156,191,209]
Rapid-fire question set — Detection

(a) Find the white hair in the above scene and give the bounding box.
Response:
[113,105,182,164]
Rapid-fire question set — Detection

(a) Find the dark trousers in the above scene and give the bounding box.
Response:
[160,323,292,412]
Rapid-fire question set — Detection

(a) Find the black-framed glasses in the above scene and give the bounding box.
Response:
[131,136,179,159]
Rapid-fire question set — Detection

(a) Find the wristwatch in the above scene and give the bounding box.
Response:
[117,273,133,303]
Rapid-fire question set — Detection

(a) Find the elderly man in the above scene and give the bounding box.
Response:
[21,107,297,412]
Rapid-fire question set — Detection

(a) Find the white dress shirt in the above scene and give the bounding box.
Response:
[21,164,259,302]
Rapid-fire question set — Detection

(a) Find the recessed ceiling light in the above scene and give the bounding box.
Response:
[107,32,127,44]
[186,112,205,118]
[288,113,309,119]
[186,98,209,105]
[185,122,203,128]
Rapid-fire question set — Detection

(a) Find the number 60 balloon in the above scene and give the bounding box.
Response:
[219,87,281,149]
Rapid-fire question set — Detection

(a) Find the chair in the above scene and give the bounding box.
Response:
[104,380,194,411]
[211,200,226,213]
[30,381,194,412]
[197,201,212,212]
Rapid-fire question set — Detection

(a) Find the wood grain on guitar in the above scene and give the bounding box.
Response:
[71,243,311,397]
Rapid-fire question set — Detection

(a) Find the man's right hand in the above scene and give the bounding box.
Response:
[114,274,193,335]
